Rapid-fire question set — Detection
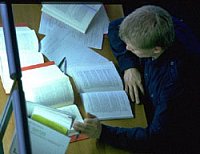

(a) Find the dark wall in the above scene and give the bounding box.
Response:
[122,0,200,40]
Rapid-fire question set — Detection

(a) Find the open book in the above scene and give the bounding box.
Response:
[0,26,39,53]
[41,4,102,33]
[22,62,74,108]
[9,118,70,154]
[0,26,43,94]
[26,101,84,137]
[22,63,87,141]
[68,61,134,120]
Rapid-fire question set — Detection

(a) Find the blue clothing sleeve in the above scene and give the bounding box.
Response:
[99,81,179,152]
[99,103,168,151]
[99,16,200,153]
[108,18,140,73]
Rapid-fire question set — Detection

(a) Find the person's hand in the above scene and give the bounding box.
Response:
[73,113,102,139]
[124,68,144,104]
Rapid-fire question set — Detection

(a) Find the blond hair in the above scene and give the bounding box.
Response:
[119,5,175,49]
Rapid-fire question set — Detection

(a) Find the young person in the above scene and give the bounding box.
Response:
[73,5,200,153]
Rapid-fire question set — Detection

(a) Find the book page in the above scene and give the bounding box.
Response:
[57,104,83,136]
[23,76,74,107]
[10,118,70,154]
[22,65,74,107]
[40,30,109,72]
[26,102,82,137]
[57,104,83,123]
[39,5,109,49]
[86,4,102,11]
[31,106,73,135]
[0,52,44,94]
[81,91,133,120]
[68,61,123,93]
[26,101,74,117]
[0,26,41,93]
[0,27,38,53]
[22,64,64,85]
[41,4,102,33]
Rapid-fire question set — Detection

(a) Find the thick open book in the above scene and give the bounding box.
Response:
[0,26,39,53]
[22,63,87,140]
[41,4,102,33]
[26,101,84,137]
[9,118,70,154]
[81,91,133,120]
[0,26,44,94]
[22,62,74,107]
[68,61,134,120]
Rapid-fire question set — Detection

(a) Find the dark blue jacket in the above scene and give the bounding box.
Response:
[99,17,200,153]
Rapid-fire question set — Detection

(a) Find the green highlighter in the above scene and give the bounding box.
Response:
[31,106,73,135]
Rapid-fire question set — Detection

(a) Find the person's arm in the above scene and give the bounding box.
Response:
[73,78,182,152]
[108,18,140,72]
[99,80,182,152]
[74,95,170,152]
[108,18,144,104]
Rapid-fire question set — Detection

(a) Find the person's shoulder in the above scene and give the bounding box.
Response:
[109,17,125,28]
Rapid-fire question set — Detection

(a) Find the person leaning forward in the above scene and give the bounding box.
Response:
[73,5,200,153]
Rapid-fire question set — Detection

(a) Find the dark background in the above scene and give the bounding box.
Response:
[122,0,200,40]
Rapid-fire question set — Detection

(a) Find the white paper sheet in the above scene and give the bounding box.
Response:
[40,31,109,74]
[39,5,109,49]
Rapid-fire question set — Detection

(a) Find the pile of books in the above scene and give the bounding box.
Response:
[8,54,134,154]
[0,4,134,154]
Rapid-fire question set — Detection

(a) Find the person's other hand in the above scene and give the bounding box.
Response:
[124,68,144,104]
[73,113,102,139]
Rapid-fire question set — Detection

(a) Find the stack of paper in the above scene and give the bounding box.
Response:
[38,3,112,77]
[39,30,109,74]
[41,4,102,33]
[39,3,109,49]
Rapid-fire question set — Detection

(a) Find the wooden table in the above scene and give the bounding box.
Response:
[0,4,147,154]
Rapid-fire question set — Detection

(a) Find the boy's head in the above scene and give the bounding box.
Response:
[119,5,175,58]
